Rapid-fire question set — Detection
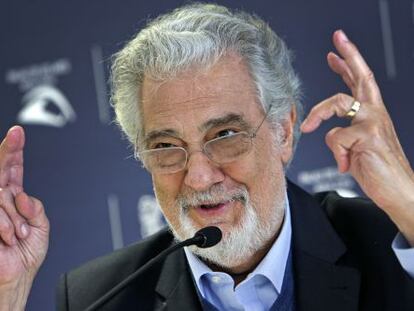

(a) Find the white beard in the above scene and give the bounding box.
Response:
[165,183,285,269]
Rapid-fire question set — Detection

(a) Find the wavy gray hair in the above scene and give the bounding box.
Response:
[111,3,303,158]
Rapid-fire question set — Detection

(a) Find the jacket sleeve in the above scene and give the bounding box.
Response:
[56,273,69,311]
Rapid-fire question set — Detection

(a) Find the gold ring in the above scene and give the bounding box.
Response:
[346,100,361,119]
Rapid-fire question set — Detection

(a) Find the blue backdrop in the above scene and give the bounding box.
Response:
[1,1,413,310]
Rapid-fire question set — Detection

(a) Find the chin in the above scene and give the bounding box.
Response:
[171,198,284,269]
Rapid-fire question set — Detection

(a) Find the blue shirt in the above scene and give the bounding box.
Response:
[393,233,414,278]
[184,193,414,310]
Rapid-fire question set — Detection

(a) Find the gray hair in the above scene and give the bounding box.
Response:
[111,3,303,158]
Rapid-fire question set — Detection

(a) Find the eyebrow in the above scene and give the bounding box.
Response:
[143,113,250,148]
[199,113,249,132]
[143,129,180,148]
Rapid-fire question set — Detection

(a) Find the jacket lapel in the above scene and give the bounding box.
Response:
[288,181,360,311]
[155,247,203,311]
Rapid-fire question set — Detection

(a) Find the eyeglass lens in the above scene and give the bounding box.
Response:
[142,132,252,174]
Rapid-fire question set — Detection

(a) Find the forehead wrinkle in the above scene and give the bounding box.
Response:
[142,95,216,139]
[171,95,218,110]
[149,93,225,116]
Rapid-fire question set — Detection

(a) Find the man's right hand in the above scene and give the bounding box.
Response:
[0,126,49,311]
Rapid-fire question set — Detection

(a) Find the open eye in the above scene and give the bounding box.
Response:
[215,129,238,138]
[153,142,177,149]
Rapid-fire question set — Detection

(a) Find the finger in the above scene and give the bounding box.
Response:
[325,127,352,173]
[0,126,25,193]
[301,93,357,133]
[0,188,29,239]
[325,125,371,174]
[327,52,355,90]
[333,30,381,102]
[0,208,17,246]
[15,193,49,231]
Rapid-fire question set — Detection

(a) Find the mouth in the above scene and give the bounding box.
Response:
[190,200,238,219]
[178,189,248,226]
[198,202,226,210]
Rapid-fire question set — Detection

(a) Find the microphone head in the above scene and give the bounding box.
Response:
[193,226,222,248]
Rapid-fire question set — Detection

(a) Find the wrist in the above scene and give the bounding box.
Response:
[386,197,414,247]
[0,275,35,311]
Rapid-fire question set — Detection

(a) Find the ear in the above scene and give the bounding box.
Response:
[280,106,297,164]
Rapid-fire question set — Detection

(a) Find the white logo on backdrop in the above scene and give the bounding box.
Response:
[297,166,358,198]
[18,85,76,127]
[5,59,76,127]
[137,195,165,238]
[106,194,166,250]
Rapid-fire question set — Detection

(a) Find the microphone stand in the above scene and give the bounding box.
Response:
[85,227,221,311]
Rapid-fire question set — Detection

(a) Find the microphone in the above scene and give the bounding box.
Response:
[85,226,222,311]
[191,225,222,248]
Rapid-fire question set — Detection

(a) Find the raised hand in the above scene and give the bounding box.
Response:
[301,30,414,246]
[0,126,49,310]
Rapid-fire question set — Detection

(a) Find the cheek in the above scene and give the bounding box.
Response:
[223,133,283,185]
[247,138,286,214]
[251,135,282,177]
[152,174,183,225]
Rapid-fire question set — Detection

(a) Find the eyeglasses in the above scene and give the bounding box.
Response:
[135,107,271,174]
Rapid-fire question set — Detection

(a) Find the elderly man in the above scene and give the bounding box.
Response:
[0,3,413,311]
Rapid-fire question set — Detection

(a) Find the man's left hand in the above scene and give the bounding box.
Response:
[301,30,414,246]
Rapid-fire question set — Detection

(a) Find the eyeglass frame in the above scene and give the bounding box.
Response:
[134,105,272,174]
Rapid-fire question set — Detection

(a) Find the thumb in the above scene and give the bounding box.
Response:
[15,192,49,231]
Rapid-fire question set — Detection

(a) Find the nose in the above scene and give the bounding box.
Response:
[183,151,225,192]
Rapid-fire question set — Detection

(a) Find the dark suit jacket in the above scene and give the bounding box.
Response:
[57,182,414,310]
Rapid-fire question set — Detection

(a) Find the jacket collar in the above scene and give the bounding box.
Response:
[155,247,203,311]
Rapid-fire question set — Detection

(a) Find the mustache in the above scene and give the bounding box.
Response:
[176,184,249,211]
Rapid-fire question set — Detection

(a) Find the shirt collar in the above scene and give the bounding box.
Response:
[184,191,292,296]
